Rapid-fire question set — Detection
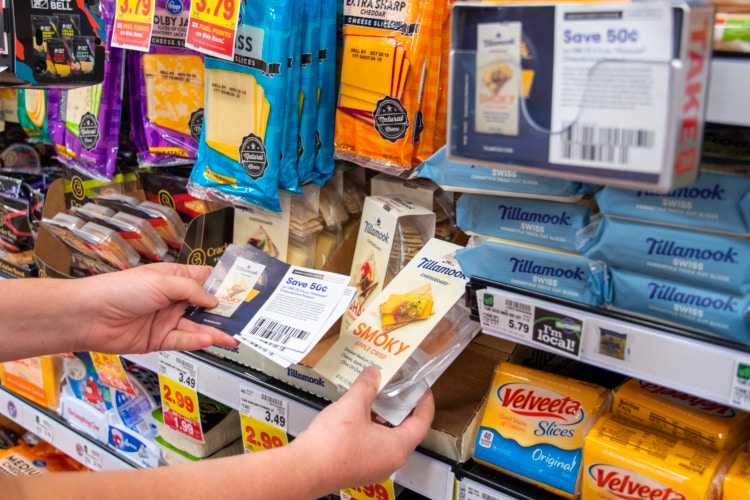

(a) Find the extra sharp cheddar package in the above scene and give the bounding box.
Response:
[334,0,444,174]
[128,0,204,167]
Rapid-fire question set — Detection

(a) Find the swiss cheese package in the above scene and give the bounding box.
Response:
[189,0,295,211]
[724,451,750,498]
[0,356,63,411]
[312,0,338,186]
[296,0,321,185]
[612,378,750,452]
[127,1,205,168]
[473,362,612,499]
[582,414,729,500]
[334,0,444,174]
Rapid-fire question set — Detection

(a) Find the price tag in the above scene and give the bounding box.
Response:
[731,360,750,411]
[477,290,534,341]
[33,415,54,443]
[184,0,240,60]
[341,478,396,500]
[239,385,288,453]
[90,353,136,395]
[455,480,507,500]
[158,352,204,442]
[81,444,103,471]
[111,0,155,52]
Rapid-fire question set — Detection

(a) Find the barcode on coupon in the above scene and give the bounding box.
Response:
[175,356,195,373]
[561,124,654,164]
[249,317,311,345]
[261,393,284,408]
[505,299,531,313]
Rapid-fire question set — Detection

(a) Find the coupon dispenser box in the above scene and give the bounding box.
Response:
[447,2,715,192]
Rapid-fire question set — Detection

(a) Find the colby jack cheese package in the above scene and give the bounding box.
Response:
[473,362,611,499]
[582,413,729,500]
[128,0,205,167]
[334,0,445,174]
[189,0,294,211]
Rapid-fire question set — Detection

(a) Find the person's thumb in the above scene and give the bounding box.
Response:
[346,365,381,409]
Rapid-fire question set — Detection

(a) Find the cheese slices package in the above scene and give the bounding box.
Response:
[296,0,321,185]
[0,356,63,411]
[455,238,608,306]
[312,0,338,186]
[457,193,594,253]
[473,362,612,499]
[724,451,750,498]
[605,267,750,344]
[578,215,750,295]
[334,0,445,174]
[582,414,729,500]
[189,0,295,211]
[0,431,88,475]
[17,89,51,144]
[278,0,302,194]
[415,146,596,200]
[612,378,750,452]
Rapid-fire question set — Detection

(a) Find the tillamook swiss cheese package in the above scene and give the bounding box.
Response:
[473,362,611,499]
[612,378,750,452]
[582,414,729,500]
[312,0,338,186]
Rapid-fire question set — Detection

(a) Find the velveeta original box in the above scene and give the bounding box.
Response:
[447,1,715,192]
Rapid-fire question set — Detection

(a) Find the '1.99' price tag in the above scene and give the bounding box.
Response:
[341,478,395,500]
[239,385,288,453]
[111,0,156,52]
[184,0,240,60]
[158,352,204,442]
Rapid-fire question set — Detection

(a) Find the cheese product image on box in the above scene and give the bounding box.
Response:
[582,413,729,500]
[473,362,612,499]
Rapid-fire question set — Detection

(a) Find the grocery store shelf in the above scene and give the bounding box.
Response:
[467,279,750,413]
[456,460,563,500]
[0,388,134,471]
[124,351,456,500]
[706,54,750,127]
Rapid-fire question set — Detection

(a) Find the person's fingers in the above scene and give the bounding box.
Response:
[392,390,435,445]
[169,319,239,350]
[343,366,381,413]
[158,275,218,308]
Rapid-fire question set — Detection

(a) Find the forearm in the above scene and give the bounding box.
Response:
[0,278,86,361]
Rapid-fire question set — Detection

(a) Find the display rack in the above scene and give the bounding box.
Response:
[0,388,134,471]
[706,54,750,127]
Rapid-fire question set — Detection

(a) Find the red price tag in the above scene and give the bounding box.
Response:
[184,0,240,59]
[112,0,155,51]
[159,374,204,442]
[240,414,287,453]
[90,353,136,395]
[341,478,395,500]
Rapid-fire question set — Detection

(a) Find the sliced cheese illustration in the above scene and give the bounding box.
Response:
[392,45,408,98]
[24,89,46,129]
[340,83,386,104]
[63,84,102,137]
[340,35,398,97]
[143,54,205,137]
[339,93,377,114]
[379,285,434,331]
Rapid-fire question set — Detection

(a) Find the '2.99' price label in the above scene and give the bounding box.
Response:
[184,0,240,60]
[112,0,156,52]
[239,385,288,453]
[341,478,395,500]
[158,352,204,442]
[240,414,287,453]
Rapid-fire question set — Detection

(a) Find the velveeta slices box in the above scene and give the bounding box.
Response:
[724,451,750,498]
[582,414,729,500]
[473,362,611,499]
[613,378,750,451]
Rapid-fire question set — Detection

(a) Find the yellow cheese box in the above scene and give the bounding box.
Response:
[473,362,612,499]
[582,414,729,500]
[0,356,63,410]
[613,378,750,451]
[724,451,750,498]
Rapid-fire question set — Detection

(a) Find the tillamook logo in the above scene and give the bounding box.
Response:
[637,381,736,417]
[415,257,467,279]
[587,464,686,500]
[636,184,724,200]
[287,368,326,386]
[497,205,572,225]
[644,238,738,263]
[363,219,390,243]
[509,258,586,281]
[646,282,737,312]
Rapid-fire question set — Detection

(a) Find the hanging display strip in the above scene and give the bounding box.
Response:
[124,351,456,500]
[0,388,134,471]
[467,278,750,413]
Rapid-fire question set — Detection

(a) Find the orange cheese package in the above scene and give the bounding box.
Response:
[724,451,750,498]
[472,362,612,499]
[335,0,444,174]
[0,356,63,411]
[0,431,88,475]
[582,413,729,500]
[613,378,750,451]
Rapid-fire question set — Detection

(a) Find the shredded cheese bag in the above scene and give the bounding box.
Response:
[334,0,440,174]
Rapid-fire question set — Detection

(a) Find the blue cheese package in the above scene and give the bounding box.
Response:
[415,147,595,200]
[605,267,750,345]
[595,169,750,236]
[578,215,750,295]
[454,239,607,306]
[457,193,594,253]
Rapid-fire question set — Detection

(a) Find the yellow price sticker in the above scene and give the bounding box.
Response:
[159,374,204,442]
[112,0,155,51]
[185,0,240,59]
[341,478,395,500]
[241,414,287,453]
[90,353,135,395]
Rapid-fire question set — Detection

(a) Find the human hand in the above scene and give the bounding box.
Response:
[73,263,239,355]
[290,366,435,495]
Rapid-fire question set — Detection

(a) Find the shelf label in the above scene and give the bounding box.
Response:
[477,289,584,358]
[33,415,54,443]
[90,353,136,395]
[341,478,395,500]
[184,0,240,60]
[80,443,103,471]
[158,352,204,442]
[731,360,750,411]
[239,385,288,453]
[111,0,155,51]
[456,480,509,500]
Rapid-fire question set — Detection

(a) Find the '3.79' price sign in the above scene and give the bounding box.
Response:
[112,0,156,52]
[158,352,204,442]
[184,0,240,60]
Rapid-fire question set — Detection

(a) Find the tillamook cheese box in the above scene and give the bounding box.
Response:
[613,378,750,451]
[582,414,729,500]
[473,362,612,499]
[724,451,750,498]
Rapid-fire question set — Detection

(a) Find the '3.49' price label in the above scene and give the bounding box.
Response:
[158,352,204,442]
[184,0,240,60]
